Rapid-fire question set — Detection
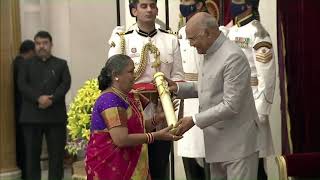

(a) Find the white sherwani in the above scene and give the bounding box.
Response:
[177,26,205,158]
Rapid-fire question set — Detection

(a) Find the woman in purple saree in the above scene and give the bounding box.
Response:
[85,55,182,180]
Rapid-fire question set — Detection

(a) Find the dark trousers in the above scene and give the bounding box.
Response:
[182,157,206,180]
[16,124,25,179]
[15,106,26,179]
[22,124,66,180]
[148,140,171,180]
[258,158,267,180]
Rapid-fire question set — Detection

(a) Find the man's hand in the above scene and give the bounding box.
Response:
[174,116,195,136]
[164,76,178,93]
[38,95,53,109]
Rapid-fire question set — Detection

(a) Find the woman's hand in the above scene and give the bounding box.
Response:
[153,125,183,141]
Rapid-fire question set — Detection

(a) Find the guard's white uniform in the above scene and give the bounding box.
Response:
[221,14,276,157]
[177,26,205,159]
[108,27,184,83]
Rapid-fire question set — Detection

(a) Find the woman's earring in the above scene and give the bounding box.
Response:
[115,77,119,81]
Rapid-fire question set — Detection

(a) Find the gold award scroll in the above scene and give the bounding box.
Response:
[153,72,177,127]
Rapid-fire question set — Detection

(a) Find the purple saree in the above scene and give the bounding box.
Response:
[85,91,150,180]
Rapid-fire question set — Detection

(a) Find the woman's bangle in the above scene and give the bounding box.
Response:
[146,133,154,144]
[150,133,154,143]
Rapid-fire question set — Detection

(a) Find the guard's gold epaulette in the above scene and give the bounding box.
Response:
[159,28,177,35]
[125,30,134,35]
[116,30,133,36]
[252,20,269,39]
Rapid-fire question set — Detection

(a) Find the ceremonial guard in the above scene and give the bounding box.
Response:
[108,0,184,180]
[221,0,276,179]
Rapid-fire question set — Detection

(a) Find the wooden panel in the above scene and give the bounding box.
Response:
[0,0,20,172]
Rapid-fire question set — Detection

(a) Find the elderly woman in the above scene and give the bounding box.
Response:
[85,54,181,180]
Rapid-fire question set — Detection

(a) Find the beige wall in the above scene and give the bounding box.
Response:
[259,0,280,179]
[68,0,119,99]
[20,0,123,103]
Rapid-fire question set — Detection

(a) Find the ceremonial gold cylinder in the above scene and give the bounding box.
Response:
[153,72,177,126]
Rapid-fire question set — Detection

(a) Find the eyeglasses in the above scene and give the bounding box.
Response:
[187,30,204,43]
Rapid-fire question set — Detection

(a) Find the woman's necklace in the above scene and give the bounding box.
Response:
[111,86,130,105]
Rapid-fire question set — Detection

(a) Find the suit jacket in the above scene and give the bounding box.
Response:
[13,55,25,119]
[17,55,71,124]
[177,33,259,163]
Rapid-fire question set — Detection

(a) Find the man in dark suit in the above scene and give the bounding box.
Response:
[17,31,71,180]
[13,39,35,180]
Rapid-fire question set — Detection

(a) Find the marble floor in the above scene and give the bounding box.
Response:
[39,141,279,180]
[41,168,72,180]
[40,142,187,180]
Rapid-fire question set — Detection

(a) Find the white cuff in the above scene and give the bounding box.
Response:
[176,83,180,94]
[192,114,197,125]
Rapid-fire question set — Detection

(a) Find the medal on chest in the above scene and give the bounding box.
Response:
[234,37,250,49]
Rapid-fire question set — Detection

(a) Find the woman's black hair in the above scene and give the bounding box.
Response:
[98,54,132,91]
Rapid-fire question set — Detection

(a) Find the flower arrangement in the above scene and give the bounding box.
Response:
[65,78,100,155]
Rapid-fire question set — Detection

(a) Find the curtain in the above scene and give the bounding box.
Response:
[277,19,292,154]
[0,0,21,172]
[278,0,320,153]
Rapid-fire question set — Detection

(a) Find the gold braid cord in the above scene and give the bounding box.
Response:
[118,31,161,81]
[118,32,126,55]
[136,42,161,81]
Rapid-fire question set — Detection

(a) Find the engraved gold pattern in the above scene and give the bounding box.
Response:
[138,42,161,80]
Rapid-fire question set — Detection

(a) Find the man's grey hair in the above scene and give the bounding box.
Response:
[199,14,219,30]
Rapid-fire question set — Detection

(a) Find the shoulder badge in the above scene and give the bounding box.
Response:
[159,28,177,35]
[159,28,169,34]
[125,30,134,35]
[254,41,273,63]
[110,41,116,47]
[115,30,133,36]
[115,31,128,55]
